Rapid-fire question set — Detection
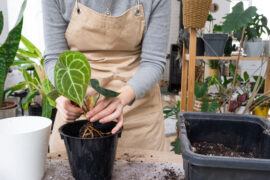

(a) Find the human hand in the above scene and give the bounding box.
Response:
[56,96,84,123]
[86,85,135,134]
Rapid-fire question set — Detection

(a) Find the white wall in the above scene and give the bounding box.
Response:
[0,0,9,43]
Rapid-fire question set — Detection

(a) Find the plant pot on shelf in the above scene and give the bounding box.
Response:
[244,41,264,57]
[182,0,212,28]
[179,112,270,180]
[253,106,270,119]
[0,116,51,180]
[0,101,17,119]
[203,34,228,57]
[196,37,205,56]
[59,120,122,180]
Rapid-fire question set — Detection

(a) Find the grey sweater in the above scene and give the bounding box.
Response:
[42,0,171,99]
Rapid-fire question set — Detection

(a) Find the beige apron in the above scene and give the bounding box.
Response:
[50,0,169,153]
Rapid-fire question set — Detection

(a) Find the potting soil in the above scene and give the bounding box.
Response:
[192,141,256,158]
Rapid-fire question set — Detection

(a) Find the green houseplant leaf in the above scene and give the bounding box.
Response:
[0,11,3,36]
[54,51,91,107]
[0,0,27,107]
[90,79,120,98]
[195,80,208,99]
[22,89,39,110]
[171,138,181,155]
[223,2,257,33]
[19,35,42,58]
[42,96,52,118]
[42,78,56,107]
[201,100,219,113]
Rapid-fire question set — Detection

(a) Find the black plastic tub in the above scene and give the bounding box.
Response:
[59,120,122,180]
[179,112,270,180]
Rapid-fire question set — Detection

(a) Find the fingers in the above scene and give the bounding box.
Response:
[99,104,123,123]
[86,98,113,119]
[112,115,123,134]
[56,96,83,123]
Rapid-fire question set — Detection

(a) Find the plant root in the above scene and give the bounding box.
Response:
[79,122,111,138]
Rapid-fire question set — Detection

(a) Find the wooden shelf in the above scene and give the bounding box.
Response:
[180,28,270,112]
[185,55,270,61]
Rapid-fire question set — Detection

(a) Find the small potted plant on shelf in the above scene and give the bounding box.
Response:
[0,3,25,119]
[203,14,228,57]
[242,14,270,57]
[50,51,122,180]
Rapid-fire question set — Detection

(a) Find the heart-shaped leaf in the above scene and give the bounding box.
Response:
[90,79,119,98]
[55,51,91,107]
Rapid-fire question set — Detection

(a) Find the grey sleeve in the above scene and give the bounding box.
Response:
[42,0,69,85]
[126,0,171,99]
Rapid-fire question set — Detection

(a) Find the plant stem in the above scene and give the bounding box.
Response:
[227,28,246,113]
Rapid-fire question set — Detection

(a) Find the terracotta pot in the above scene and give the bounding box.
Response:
[0,101,17,119]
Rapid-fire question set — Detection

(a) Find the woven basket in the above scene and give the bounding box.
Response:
[183,0,212,29]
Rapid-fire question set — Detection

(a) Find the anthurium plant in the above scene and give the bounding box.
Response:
[0,0,27,107]
[52,51,119,137]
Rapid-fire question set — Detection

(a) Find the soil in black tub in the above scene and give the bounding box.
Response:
[192,141,257,158]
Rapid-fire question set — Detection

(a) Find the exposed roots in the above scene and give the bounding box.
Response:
[79,122,111,138]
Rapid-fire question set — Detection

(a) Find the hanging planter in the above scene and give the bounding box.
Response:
[182,0,212,29]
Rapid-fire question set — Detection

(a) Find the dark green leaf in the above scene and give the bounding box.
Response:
[0,19,23,107]
[223,2,257,33]
[0,11,3,36]
[201,100,219,113]
[213,25,223,33]
[195,80,208,99]
[54,51,91,107]
[244,72,250,82]
[90,79,120,98]
[22,90,39,110]
[171,138,181,154]
[42,96,52,118]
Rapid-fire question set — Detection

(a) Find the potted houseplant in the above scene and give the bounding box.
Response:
[51,51,122,180]
[208,60,220,76]
[243,14,270,57]
[203,14,228,57]
[0,1,25,119]
[6,35,57,120]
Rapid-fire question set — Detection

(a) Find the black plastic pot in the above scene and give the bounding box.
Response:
[179,112,270,180]
[196,37,205,56]
[59,120,122,180]
[203,34,228,57]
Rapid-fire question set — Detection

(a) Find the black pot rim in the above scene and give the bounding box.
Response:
[59,120,122,140]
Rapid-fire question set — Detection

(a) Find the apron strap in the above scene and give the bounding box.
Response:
[76,0,81,14]
[135,0,140,16]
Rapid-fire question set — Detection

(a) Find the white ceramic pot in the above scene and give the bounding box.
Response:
[244,41,264,57]
[0,116,52,180]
